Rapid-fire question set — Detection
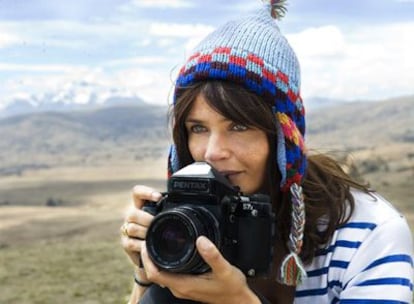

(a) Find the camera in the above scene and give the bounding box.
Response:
[143,162,275,277]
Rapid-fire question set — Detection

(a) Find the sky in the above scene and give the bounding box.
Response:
[0,0,413,109]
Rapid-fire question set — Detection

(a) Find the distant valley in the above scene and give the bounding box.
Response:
[0,95,413,186]
[306,95,414,149]
[0,104,169,175]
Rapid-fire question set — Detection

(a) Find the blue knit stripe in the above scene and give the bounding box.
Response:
[177,49,301,101]
[209,68,228,79]
[228,63,247,78]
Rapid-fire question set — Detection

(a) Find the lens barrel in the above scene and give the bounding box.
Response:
[145,205,220,274]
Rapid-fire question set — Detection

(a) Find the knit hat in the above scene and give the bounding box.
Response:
[168,0,307,286]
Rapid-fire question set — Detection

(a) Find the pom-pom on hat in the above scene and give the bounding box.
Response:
[168,0,307,285]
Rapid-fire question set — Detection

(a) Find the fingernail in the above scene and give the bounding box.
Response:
[151,192,162,201]
[198,236,213,252]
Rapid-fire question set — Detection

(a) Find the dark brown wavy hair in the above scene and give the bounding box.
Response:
[170,80,371,263]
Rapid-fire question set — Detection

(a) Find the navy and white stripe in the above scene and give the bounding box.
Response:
[294,190,414,303]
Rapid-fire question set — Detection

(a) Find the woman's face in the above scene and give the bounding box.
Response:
[185,93,270,195]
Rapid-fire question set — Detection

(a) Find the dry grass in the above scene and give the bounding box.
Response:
[0,159,166,304]
[0,155,412,303]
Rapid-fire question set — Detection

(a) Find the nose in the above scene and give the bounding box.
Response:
[204,133,231,162]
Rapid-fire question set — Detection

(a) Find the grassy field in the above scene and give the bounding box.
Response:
[0,161,166,304]
[0,157,412,304]
[0,238,130,303]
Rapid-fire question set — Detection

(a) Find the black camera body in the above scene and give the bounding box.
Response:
[144,162,275,277]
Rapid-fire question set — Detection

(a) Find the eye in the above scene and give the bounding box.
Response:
[231,123,248,131]
[188,124,207,133]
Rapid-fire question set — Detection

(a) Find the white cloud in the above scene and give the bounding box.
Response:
[0,62,84,72]
[286,22,414,101]
[0,19,150,52]
[287,26,346,57]
[148,22,216,56]
[1,67,100,105]
[130,0,194,8]
[136,38,152,47]
[104,56,169,67]
[0,31,20,48]
[2,3,413,110]
[112,66,177,105]
[0,62,177,108]
[149,22,215,38]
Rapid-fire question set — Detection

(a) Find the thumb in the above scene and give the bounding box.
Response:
[196,236,231,275]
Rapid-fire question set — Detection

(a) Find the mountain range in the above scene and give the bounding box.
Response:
[0,94,412,176]
[0,95,149,118]
[307,95,414,147]
[0,90,356,119]
[0,103,169,175]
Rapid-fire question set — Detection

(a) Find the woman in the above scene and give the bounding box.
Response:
[120,2,413,303]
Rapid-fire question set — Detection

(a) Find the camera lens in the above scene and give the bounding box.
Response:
[146,205,220,274]
[156,218,191,262]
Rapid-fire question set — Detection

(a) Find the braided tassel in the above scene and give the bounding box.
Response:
[278,183,307,286]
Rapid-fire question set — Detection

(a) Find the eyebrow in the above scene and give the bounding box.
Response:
[185,118,204,124]
[185,116,230,124]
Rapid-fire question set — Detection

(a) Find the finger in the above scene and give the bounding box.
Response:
[121,233,143,252]
[196,236,232,278]
[141,242,191,293]
[141,237,250,303]
[141,241,214,301]
[124,221,148,240]
[141,242,164,281]
[132,185,162,209]
[125,207,154,227]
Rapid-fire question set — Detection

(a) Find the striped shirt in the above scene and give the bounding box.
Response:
[295,190,414,303]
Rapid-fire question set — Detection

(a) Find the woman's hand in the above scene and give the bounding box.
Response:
[141,235,261,304]
[120,185,162,280]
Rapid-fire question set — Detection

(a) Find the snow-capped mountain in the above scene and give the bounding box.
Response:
[0,80,147,118]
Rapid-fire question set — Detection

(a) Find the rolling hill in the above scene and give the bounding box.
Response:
[0,104,169,175]
[0,95,412,178]
[306,95,414,149]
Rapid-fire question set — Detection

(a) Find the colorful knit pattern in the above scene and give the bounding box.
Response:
[171,5,306,191]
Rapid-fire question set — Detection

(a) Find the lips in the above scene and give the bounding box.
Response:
[219,170,242,181]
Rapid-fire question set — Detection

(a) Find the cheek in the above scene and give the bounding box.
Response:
[245,135,269,182]
[188,137,205,161]
[237,134,269,163]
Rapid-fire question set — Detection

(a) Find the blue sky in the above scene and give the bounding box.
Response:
[0,0,413,108]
